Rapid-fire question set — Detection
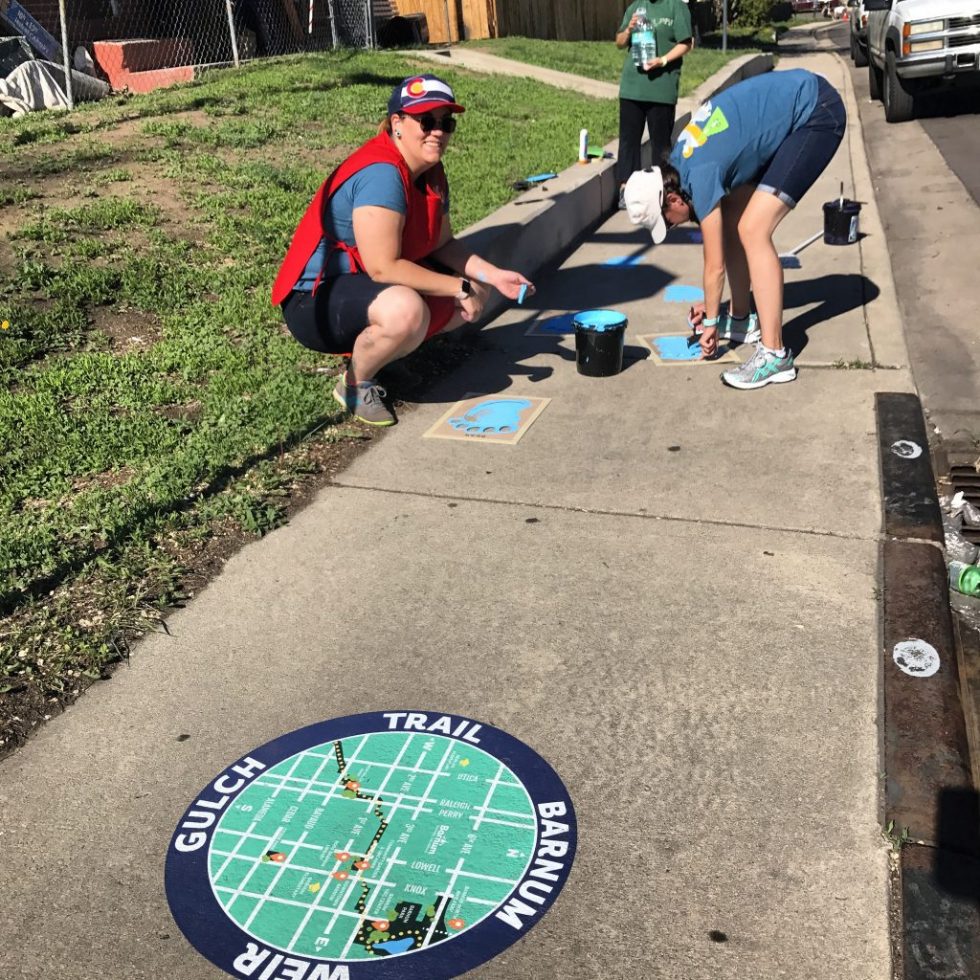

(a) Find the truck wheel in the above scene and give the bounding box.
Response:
[853,36,868,68]
[868,57,883,100]
[884,50,916,122]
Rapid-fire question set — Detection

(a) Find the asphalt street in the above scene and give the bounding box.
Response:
[829,21,980,444]
[829,22,980,205]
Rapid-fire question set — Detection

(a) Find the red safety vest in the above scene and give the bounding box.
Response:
[271,133,447,306]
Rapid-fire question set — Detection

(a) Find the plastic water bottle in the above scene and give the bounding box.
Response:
[631,5,657,69]
[949,561,980,597]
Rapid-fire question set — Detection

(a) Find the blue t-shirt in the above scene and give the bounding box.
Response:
[296,162,442,288]
[669,69,820,220]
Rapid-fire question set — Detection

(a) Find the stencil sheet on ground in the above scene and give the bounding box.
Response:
[424,396,550,444]
[638,333,741,365]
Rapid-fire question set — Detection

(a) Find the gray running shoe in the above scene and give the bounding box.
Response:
[333,376,396,426]
[718,311,761,344]
[618,185,627,210]
[722,344,797,390]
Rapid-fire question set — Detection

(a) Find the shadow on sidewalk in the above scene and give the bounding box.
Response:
[397,271,881,403]
[783,272,880,356]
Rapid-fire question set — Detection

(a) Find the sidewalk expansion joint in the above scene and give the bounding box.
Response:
[331,481,876,543]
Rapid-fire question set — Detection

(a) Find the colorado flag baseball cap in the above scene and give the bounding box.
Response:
[624,167,668,244]
[388,75,465,115]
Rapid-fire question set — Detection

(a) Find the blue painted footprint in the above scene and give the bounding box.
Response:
[449,398,532,435]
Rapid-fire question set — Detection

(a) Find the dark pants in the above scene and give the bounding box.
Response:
[616,98,676,185]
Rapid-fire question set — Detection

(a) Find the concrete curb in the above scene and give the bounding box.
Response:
[833,47,910,369]
[875,392,980,979]
[448,53,774,324]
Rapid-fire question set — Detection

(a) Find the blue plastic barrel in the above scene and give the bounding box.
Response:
[573,309,628,377]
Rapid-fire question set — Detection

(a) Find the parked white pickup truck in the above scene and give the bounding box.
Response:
[864,0,980,122]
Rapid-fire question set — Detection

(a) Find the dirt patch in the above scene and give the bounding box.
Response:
[90,306,163,351]
[155,399,204,422]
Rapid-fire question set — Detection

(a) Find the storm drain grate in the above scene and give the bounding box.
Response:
[950,462,980,544]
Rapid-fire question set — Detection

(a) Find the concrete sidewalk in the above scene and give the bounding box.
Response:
[0,49,907,980]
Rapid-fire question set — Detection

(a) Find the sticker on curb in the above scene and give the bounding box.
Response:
[637,333,740,365]
[890,440,923,460]
[166,711,576,980]
[424,395,549,444]
[892,638,941,677]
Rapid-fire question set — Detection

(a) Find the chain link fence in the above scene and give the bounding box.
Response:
[0,0,388,113]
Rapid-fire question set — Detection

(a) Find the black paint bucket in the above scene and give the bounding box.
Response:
[574,309,627,377]
[823,198,861,245]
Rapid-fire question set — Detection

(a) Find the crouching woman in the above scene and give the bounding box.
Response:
[272,74,534,426]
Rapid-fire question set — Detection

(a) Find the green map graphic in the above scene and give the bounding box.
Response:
[208,732,537,961]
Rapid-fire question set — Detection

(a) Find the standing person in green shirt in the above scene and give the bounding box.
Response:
[615,0,693,208]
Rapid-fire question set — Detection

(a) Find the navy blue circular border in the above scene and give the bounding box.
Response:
[165,711,576,979]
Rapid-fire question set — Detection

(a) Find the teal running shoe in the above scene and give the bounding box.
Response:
[722,344,797,390]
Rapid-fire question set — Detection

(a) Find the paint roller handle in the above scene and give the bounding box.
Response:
[687,302,706,331]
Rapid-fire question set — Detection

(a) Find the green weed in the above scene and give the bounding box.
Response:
[833,358,875,370]
[0,186,41,206]
[882,820,911,852]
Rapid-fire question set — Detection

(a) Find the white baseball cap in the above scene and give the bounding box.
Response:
[624,167,668,244]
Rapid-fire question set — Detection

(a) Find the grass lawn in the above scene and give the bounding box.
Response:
[464,30,780,98]
[0,50,621,754]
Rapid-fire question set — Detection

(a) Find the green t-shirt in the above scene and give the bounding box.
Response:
[618,0,693,104]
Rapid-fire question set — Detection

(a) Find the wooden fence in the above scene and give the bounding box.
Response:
[390,0,627,44]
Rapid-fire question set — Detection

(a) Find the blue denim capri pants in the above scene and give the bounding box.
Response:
[756,76,847,208]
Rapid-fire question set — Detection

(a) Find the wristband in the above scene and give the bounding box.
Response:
[702,316,719,328]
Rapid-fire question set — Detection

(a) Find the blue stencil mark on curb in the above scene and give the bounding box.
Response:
[602,253,644,267]
[780,255,801,269]
[449,399,533,435]
[652,336,703,361]
[675,229,702,244]
[535,313,577,334]
[664,284,704,304]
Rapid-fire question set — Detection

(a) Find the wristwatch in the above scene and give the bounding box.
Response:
[456,278,472,301]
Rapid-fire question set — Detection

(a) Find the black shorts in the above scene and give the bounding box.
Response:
[281,276,391,355]
[281,276,457,355]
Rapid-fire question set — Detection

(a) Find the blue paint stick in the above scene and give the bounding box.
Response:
[517,283,528,305]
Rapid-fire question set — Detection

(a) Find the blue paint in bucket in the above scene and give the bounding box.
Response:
[573,309,627,376]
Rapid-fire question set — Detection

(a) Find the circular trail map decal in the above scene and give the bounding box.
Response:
[166,712,576,980]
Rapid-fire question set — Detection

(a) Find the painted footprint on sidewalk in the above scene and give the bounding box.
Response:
[448,398,532,435]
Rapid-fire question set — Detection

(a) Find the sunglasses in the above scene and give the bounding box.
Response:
[406,112,457,134]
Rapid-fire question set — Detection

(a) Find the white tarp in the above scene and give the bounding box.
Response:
[0,58,108,117]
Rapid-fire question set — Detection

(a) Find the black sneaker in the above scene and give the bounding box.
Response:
[333,376,396,426]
